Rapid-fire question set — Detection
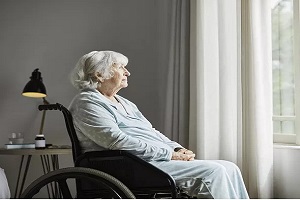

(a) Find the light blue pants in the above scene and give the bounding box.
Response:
[150,159,249,199]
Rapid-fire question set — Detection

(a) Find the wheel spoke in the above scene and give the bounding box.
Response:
[57,179,72,198]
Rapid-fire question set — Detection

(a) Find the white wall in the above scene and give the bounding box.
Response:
[0,0,172,197]
[274,145,300,198]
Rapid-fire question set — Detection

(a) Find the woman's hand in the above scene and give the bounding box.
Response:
[171,151,195,161]
[177,148,194,155]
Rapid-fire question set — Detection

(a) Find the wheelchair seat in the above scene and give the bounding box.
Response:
[38,103,182,198]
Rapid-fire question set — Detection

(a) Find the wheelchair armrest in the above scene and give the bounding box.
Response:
[74,150,176,190]
[75,150,128,162]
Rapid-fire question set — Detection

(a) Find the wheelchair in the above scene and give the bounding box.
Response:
[21,103,188,198]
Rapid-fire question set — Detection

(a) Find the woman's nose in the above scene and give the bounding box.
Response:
[125,68,130,76]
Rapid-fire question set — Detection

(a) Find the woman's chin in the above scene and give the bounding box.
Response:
[121,83,128,88]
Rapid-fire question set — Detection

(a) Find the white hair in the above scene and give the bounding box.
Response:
[70,50,128,90]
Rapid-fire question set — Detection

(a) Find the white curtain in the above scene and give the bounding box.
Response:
[189,0,273,198]
[241,0,273,198]
[190,0,240,162]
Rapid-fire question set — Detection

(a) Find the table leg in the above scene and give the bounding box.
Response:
[40,154,61,198]
[14,155,32,198]
[41,155,52,198]
[51,155,60,198]
[14,155,24,198]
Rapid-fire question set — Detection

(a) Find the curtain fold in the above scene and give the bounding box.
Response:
[190,0,273,198]
[163,0,190,147]
[189,0,239,162]
[241,0,273,198]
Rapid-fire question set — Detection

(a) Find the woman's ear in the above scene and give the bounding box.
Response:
[95,72,104,82]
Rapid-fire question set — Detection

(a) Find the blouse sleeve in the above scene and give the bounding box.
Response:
[125,99,184,151]
[152,128,184,150]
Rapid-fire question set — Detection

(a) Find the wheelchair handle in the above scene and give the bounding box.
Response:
[38,103,63,111]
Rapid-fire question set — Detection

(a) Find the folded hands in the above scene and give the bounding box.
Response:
[171,148,195,161]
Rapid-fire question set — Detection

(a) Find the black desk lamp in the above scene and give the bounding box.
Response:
[22,68,49,135]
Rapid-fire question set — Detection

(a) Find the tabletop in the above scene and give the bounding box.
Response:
[0,146,72,155]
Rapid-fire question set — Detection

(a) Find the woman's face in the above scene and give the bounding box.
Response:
[101,63,130,92]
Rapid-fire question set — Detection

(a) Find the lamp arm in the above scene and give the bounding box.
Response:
[39,98,49,135]
[43,97,50,105]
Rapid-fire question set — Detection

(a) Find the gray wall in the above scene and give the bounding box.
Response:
[0,0,172,197]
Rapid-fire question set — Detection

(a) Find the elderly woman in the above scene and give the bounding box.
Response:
[69,50,249,199]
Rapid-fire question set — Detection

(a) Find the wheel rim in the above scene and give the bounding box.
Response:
[20,167,135,199]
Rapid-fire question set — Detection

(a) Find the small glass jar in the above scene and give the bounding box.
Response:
[35,134,46,149]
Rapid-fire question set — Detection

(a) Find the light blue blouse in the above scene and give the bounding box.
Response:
[68,88,183,161]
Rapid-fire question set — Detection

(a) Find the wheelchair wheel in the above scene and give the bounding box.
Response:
[20,167,135,199]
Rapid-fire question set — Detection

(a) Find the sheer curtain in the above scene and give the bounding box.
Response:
[189,0,240,162]
[189,0,273,198]
[241,0,273,198]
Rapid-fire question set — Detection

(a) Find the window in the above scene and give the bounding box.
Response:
[272,0,300,144]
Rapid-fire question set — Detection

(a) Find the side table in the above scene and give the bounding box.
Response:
[0,147,72,198]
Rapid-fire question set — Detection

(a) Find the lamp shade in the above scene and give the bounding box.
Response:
[22,68,47,98]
